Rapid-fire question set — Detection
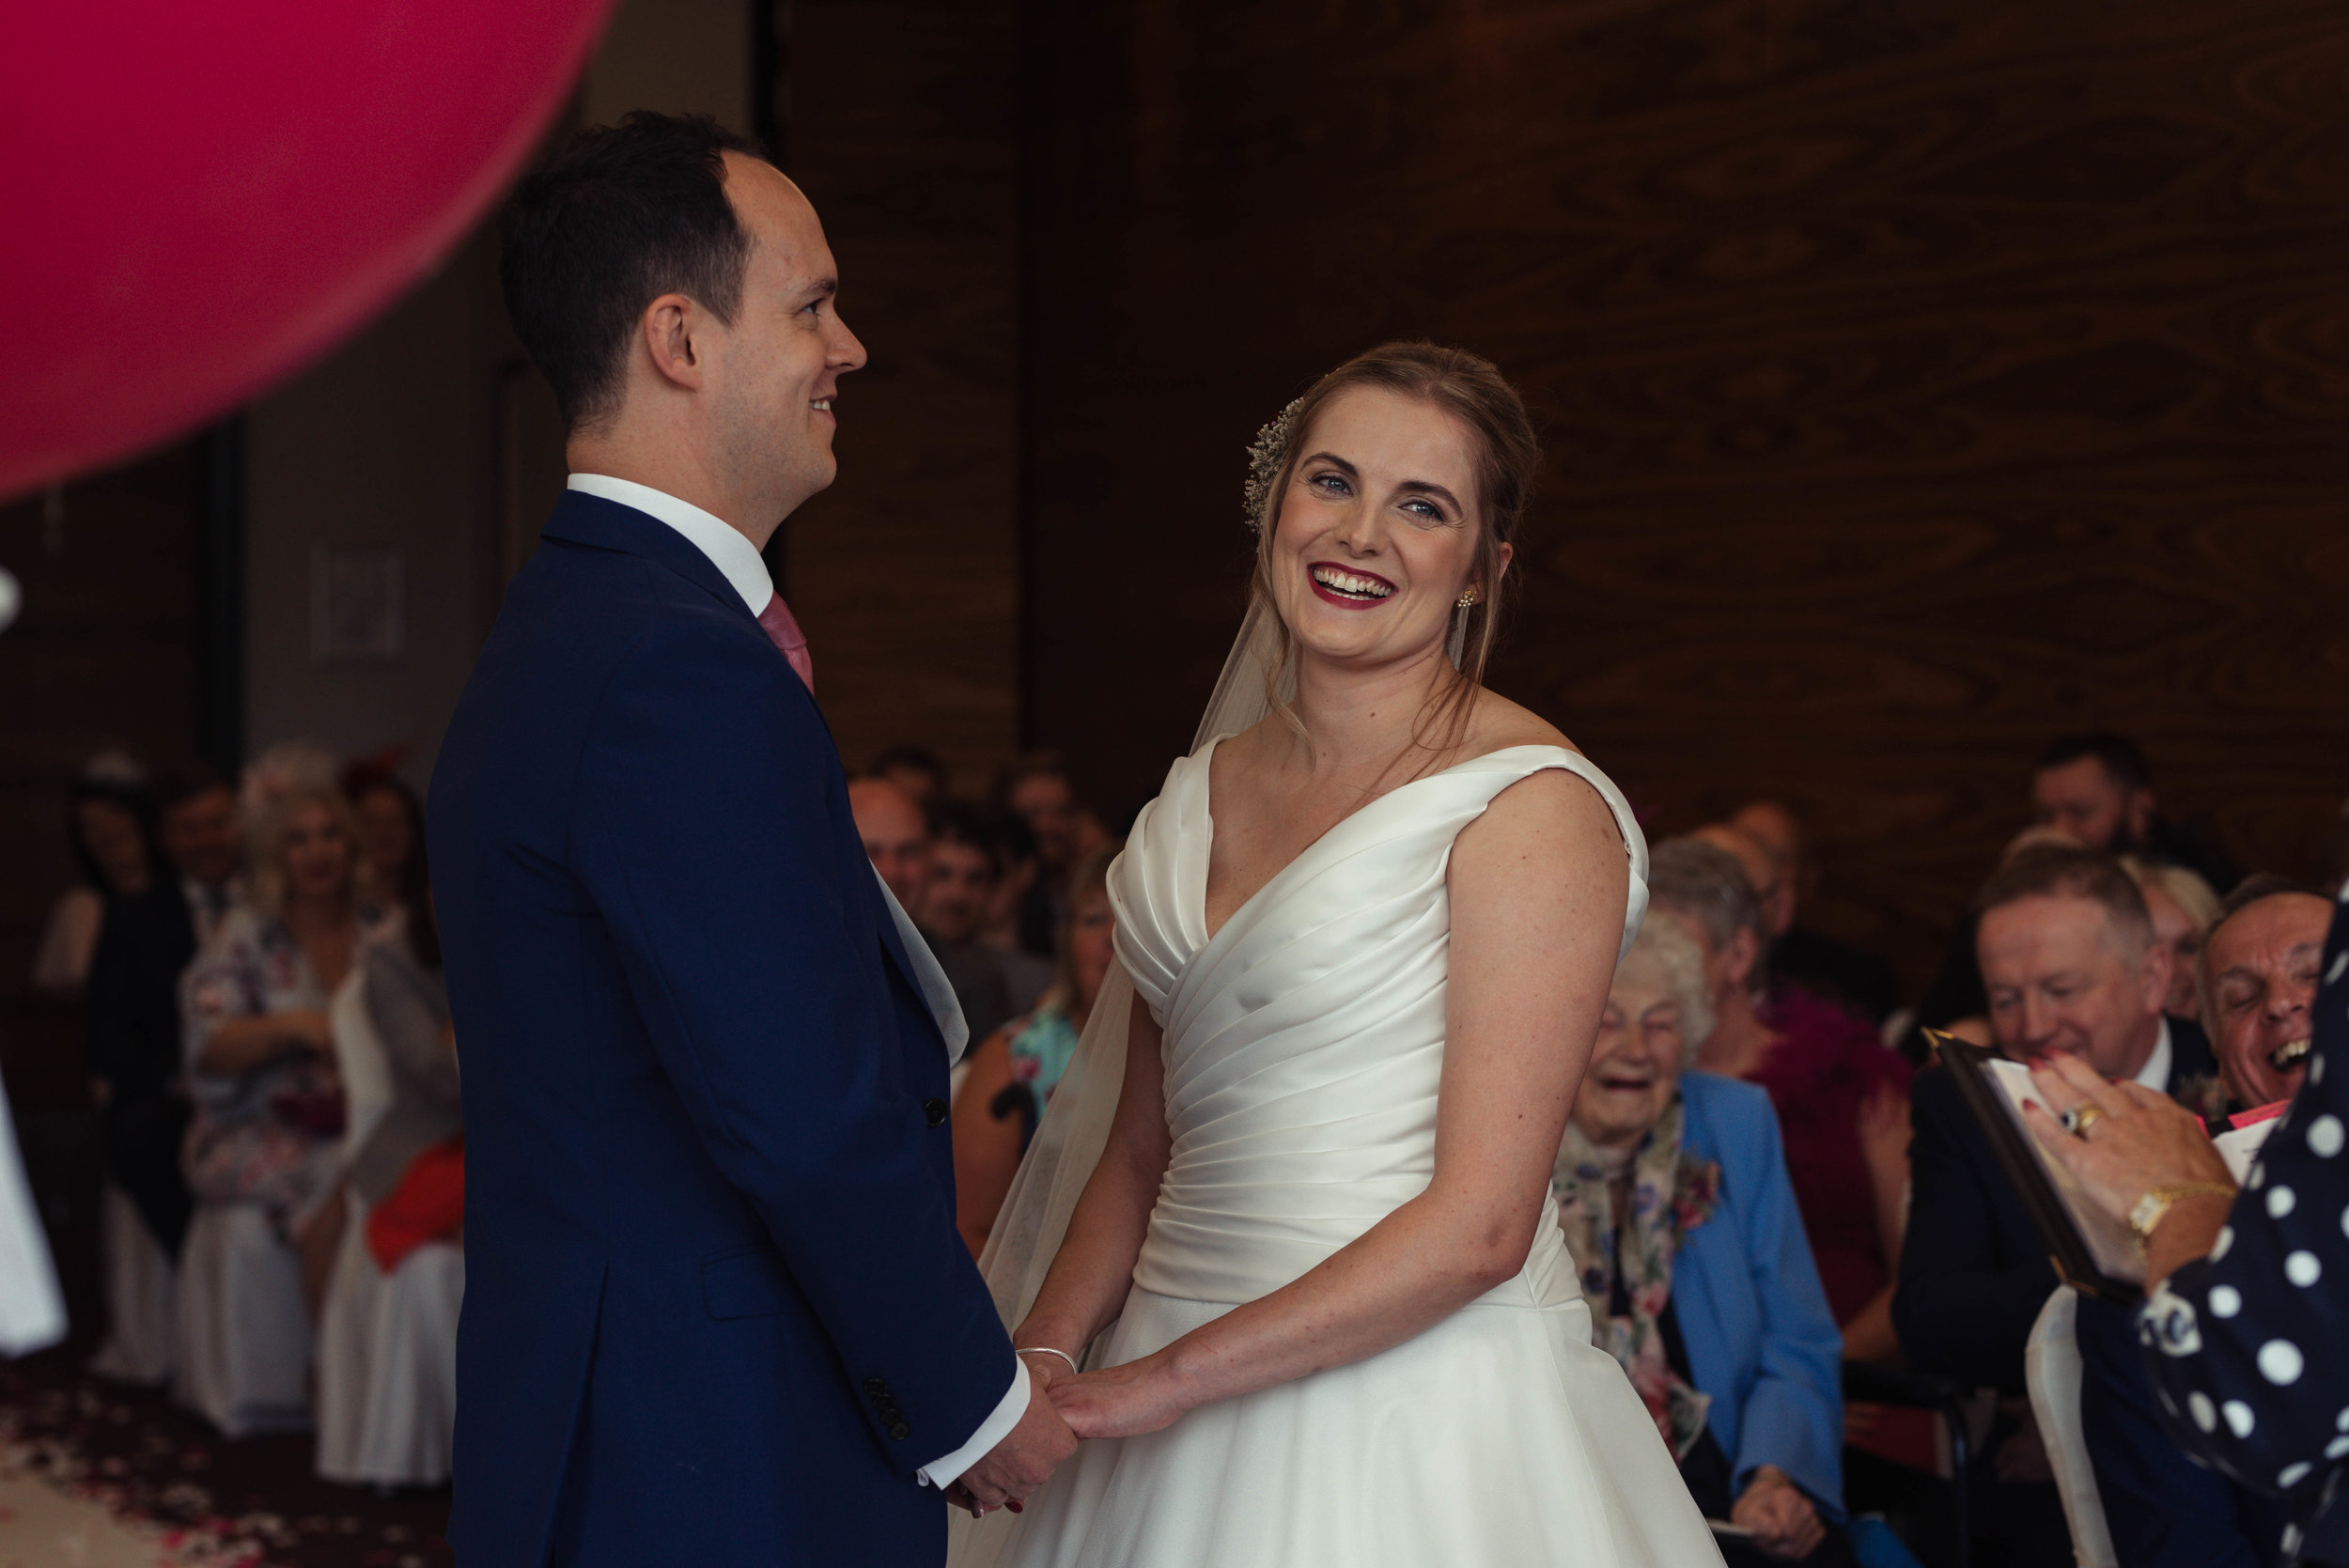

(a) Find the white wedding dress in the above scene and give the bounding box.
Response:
[983,736,1723,1568]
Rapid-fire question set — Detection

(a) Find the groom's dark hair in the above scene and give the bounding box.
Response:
[500,111,758,432]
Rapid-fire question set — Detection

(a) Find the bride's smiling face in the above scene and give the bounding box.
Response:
[1268,385,1510,671]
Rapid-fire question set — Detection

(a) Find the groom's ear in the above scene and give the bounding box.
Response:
[641,292,706,392]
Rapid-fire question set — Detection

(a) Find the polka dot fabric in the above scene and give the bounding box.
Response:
[2139,893,2349,1561]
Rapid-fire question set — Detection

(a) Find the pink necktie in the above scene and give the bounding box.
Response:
[756,592,815,693]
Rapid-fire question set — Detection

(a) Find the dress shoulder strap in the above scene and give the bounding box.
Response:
[1445,745,1649,963]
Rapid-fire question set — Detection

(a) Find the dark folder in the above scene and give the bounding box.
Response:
[1923,1029,2143,1304]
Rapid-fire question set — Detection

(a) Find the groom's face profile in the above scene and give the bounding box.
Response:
[698,153,865,521]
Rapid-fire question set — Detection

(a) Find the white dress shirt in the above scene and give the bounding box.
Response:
[565,473,1024,1486]
[567,474,774,613]
[2131,1017,2175,1094]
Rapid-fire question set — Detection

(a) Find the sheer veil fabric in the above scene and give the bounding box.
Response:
[966,600,1287,1339]
[949,601,1719,1567]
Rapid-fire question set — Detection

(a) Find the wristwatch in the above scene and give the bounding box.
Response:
[2126,1182,2237,1249]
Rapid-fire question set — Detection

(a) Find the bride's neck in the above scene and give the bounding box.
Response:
[1286,641,1461,777]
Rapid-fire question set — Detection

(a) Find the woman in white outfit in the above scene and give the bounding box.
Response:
[958,344,1720,1567]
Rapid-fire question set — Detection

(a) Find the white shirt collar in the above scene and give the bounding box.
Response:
[2131,1017,2174,1093]
[568,474,773,616]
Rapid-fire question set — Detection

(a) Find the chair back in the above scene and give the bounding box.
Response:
[2026,1286,2117,1568]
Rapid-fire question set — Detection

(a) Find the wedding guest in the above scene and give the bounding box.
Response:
[348,856,460,1231]
[313,850,465,1486]
[347,768,425,910]
[1728,801,1899,1026]
[154,765,246,946]
[76,764,194,1384]
[2023,895,2349,1566]
[241,739,341,824]
[868,742,950,806]
[925,801,1049,1042]
[81,782,192,1256]
[33,752,156,996]
[2030,734,2236,891]
[952,845,1117,1258]
[848,775,932,913]
[2197,877,2326,1110]
[81,761,243,1379]
[996,753,1081,957]
[1896,847,2218,1568]
[2124,857,2222,1047]
[1646,838,1911,1364]
[978,805,1051,979]
[1555,917,1859,1565]
[1913,736,2234,1056]
[2032,877,2330,1568]
[180,785,385,1310]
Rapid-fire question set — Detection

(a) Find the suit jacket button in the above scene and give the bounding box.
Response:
[889,1421,911,1441]
[924,1098,948,1127]
[864,1377,887,1395]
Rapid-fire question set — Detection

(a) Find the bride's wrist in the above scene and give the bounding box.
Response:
[1151,1342,1217,1414]
[1011,1316,1086,1361]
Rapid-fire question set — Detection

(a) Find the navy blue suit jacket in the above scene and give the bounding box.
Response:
[2076,1292,2288,1568]
[1894,1026,2217,1393]
[428,491,1014,1567]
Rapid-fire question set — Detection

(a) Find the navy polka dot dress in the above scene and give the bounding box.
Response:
[2137,892,2349,1564]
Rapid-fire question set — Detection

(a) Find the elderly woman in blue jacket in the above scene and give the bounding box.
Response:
[1555,915,1876,1567]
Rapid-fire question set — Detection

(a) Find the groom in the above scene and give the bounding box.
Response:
[428,114,1073,1565]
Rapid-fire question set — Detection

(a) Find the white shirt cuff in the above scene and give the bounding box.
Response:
[915,1358,1030,1490]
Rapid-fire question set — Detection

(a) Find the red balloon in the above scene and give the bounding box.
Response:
[0,0,615,499]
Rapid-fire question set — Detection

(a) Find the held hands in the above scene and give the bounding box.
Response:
[949,1358,1079,1517]
[1731,1466,1825,1560]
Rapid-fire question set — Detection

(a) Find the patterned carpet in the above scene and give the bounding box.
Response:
[0,1350,452,1568]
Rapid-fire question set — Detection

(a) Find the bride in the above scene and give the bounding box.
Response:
[954,343,1722,1567]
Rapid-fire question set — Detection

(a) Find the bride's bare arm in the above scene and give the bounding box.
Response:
[1047,770,1626,1438]
[1010,993,1172,1366]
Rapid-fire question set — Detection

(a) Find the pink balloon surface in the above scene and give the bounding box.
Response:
[0,0,616,499]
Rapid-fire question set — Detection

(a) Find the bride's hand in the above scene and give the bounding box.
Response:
[1045,1357,1190,1440]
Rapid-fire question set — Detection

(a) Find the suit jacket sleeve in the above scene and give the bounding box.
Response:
[1726,1096,1849,1522]
[1893,1067,2055,1391]
[571,613,1015,1471]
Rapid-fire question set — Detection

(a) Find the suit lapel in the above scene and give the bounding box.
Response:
[865,867,971,1064]
[540,490,967,1060]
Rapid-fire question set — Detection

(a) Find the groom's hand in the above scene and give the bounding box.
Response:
[957,1379,1078,1509]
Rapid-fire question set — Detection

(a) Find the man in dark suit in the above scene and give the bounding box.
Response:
[1895,846,2271,1566]
[429,114,1071,1566]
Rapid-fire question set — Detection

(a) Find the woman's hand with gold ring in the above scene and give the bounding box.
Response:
[2063,1103,2108,1139]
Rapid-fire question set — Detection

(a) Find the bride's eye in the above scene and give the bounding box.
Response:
[1400,497,1446,522]
[1308,472,1351,497]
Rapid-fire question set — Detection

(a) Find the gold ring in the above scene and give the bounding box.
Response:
[2067,1104,2108,1139]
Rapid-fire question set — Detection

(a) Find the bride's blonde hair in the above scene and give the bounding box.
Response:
[1247,342,1541,761]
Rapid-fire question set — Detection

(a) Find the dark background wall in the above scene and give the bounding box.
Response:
[784,0,1023,794]
[7,0,2344,1032]
[1019,0,2349,992]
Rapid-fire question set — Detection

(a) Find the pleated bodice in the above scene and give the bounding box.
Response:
[1108,740,1649,1308]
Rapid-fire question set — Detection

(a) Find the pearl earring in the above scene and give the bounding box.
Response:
[1455,590,1477,610]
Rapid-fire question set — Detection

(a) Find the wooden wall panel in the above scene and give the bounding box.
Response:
[784,0,1024,793]
[1019,0,2349,994]
[0,448,203,1104]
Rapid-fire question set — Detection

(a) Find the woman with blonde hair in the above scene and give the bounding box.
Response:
[2122,856,2222,1039]
[177,779,388,1434]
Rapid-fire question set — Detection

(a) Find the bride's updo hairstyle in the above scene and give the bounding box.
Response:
[1248,341,1540,755]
